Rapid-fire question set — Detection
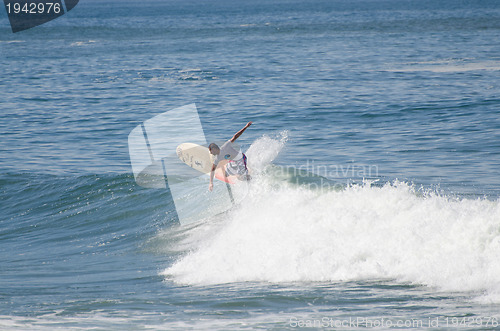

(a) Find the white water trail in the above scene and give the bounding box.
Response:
[162,133,500,302]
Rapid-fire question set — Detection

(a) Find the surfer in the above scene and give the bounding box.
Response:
[208,122,253,191]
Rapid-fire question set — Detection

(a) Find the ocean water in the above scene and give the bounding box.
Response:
[1,0,500,329]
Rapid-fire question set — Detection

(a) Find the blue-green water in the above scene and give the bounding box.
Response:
[2,0,500,329]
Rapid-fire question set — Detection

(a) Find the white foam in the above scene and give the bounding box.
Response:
[70,40,97,47]
[245,130,288,173]
[0,311,298,330]
[163,156,500,301]
[390,60,500,73]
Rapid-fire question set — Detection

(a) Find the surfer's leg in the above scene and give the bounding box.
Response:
[239,174,251,181]
[236,167,251,181]
[235,155,251,181]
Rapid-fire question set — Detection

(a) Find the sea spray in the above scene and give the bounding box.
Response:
[245,130,288,173]
[163,176,500,301]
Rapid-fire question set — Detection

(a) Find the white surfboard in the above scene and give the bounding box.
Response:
[176,143,213,173]
[176,143,238,184]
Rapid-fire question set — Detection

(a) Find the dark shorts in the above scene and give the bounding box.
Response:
[225,154,249,177]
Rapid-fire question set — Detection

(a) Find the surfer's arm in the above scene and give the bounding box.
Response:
[209,164,216,191]
[230,121,253,143]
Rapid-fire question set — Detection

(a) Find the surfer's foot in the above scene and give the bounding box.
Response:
[238,174,251,181]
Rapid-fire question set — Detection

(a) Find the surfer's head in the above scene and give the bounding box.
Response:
[208,143,220,155]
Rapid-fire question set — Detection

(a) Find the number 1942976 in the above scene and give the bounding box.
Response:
[6,2,62,14]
